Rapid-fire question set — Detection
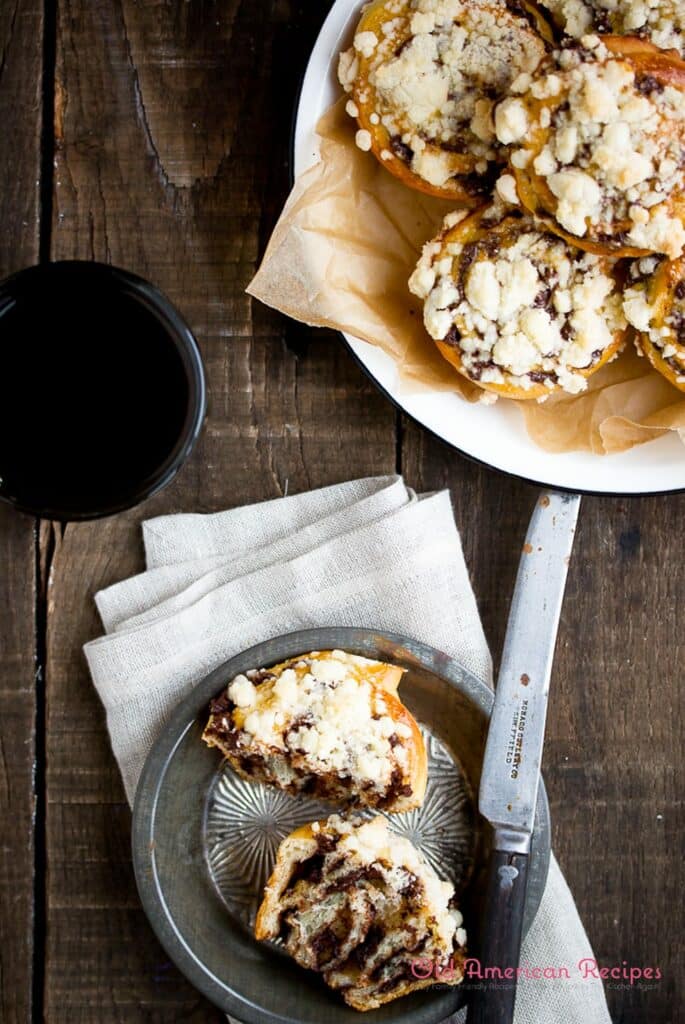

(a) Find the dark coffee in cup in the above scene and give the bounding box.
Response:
[0,262,206,520]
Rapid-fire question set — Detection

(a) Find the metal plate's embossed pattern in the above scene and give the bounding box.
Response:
[204,775,334,923]
[203,726,476,935]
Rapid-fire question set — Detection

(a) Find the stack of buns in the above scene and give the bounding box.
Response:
[339,0,685,401]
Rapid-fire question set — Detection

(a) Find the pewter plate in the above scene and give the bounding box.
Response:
[132,627,551,1024]
[203,726,476,942]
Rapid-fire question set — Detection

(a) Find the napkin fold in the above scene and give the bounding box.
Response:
[84,475,610,1024]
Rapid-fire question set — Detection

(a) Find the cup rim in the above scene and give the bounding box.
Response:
[0,260,207,521]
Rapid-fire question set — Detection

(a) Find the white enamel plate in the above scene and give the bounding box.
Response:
[293,0,685,495]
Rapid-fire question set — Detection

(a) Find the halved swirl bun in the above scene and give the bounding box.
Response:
[409,202,627,399]
[203,650,427,813]
[337,0,551,202]
[623,253,685,390]
[496,35,685,257]
[255,814,467,1011]
[539,1,685,60]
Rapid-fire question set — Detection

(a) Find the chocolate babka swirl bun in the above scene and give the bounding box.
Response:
[337,0,551,202]
[203,650,427,814]
[255,815,467,1011]
[623,253,685,390]
[409,202,627,399]
[495,35,685,257]
[540,1,685,59]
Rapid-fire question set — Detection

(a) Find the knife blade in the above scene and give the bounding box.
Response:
[480,490,581,848]
[470,489,581,1024]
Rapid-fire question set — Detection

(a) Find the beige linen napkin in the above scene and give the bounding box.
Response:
[84,475,610,1024]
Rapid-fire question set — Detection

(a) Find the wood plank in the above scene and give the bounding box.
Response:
[0,509,37,1024]
[46,1,395,1018]
[0,0,44,1020]
[0,0,43,274]
[402,422,685,1024]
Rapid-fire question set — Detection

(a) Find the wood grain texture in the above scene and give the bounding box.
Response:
[0,0,42,275]
[0,1,42,1021]
[402,423,685,1024]
[0,508,37,1024]
[46,0,395,1019]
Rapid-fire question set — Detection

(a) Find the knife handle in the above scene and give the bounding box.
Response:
[469,848,529,1024]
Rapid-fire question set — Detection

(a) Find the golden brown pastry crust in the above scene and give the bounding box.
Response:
[505,36,685,257]
[623,254,685,390]
[203,650,427,814]
[255,815,466,1011]
[409,203,628,399]
[338,0,551,202]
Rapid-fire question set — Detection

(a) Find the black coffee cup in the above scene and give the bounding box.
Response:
[0,261,206,520]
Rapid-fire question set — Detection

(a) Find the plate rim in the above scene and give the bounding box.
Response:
[290,0,685,498]
[132,626,551,1023]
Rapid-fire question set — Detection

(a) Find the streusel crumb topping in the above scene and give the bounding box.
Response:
[410,207,626,393]
[623,256,685,380]
[541,1,684,59]
[339,0,547,189]
[498,37,685,257]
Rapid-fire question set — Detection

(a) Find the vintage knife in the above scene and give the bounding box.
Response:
[470,490,581,1024]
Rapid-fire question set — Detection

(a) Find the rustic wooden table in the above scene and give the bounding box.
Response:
[0,2,683,1022]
